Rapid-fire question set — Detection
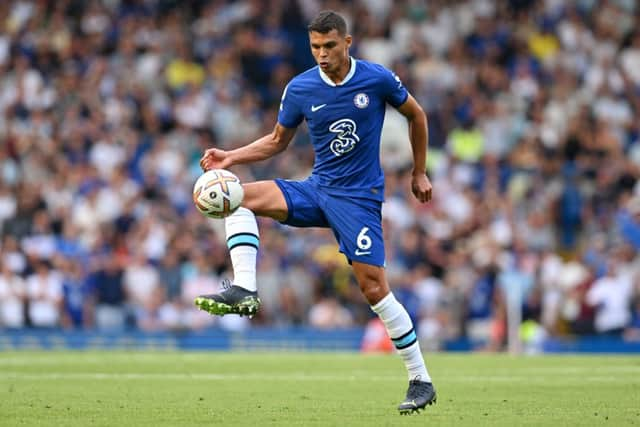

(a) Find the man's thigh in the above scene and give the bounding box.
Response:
[273,179,329,227]
[242,180,289,221]
[245,179,329,227]
[322,196,385,267]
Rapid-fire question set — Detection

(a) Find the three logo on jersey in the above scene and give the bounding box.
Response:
[329,119,359,156]
[312,93,369,157]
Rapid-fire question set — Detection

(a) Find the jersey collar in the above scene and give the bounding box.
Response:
[318,57,357,87]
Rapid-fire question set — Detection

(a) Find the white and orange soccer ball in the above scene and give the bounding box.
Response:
[192,169,244,219]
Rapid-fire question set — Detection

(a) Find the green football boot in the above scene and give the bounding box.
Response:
[195,279,260,318]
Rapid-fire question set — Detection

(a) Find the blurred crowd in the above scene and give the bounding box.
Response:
[0,0,639,351]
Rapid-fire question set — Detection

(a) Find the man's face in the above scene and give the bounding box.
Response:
[309,30,351,74]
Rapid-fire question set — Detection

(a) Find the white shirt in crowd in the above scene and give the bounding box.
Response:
[0,272,26,327]
[586,272,633,333]
[26,269,63,327]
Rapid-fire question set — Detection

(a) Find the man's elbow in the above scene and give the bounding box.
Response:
[409,105,427,125]
[271,134,289,154]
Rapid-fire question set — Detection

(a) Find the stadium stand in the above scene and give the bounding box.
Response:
[0,0,639,352]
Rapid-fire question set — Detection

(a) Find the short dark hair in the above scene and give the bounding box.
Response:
[307,10,347,36]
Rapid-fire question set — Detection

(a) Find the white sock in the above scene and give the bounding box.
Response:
[371,292,431,382]
[225,207,259,292]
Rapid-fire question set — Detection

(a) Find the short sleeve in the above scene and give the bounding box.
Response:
[381,67,409,108]
[277,82,304,128]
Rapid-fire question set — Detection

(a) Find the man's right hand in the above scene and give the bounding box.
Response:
[200,148,232,171]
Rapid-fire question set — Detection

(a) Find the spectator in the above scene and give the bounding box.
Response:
[157,249,183,303]
[59,258,91,329]
[91,256,127,331]
[309,294,354,329]
[180,251,219,330]
[586,259,634,336]
[123,252,160,325]
[25,261,62,328]
[0,259,26,328]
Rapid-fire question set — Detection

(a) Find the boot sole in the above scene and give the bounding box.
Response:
[398,395,437,415]
[194,296,261,318]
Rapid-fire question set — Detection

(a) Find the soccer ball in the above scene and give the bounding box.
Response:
[193,169,244,219]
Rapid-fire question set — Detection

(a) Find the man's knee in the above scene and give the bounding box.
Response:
[354,265,389,305]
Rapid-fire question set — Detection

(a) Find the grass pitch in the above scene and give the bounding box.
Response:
[1,351,639,426]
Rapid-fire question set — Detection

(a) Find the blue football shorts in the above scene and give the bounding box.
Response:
[275,178,385,267]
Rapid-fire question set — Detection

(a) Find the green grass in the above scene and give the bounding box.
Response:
[1,352,639,426]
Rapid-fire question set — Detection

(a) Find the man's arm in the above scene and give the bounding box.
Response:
[396,94,432,203]
[200,123,297,171]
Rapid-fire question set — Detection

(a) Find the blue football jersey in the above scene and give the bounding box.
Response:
[278,57,408,201]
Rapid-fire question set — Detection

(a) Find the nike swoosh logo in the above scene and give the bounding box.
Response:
[311,104,327,112]
[354,249,371,256]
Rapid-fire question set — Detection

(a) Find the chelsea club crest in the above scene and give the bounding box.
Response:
[353,93,369,109]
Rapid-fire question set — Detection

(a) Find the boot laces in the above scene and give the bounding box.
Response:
[220,278,233,291]
[407,379,429,399]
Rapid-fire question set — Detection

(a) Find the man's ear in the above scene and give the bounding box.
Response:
[345,34,352,49]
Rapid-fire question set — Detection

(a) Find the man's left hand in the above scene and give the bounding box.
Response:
[411,173,432,203]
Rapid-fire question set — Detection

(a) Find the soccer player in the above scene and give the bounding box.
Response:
[196,10,436,414]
